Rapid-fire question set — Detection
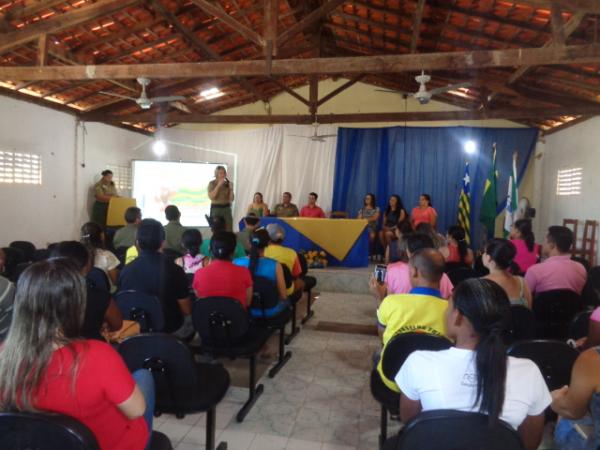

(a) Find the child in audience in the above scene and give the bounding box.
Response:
[482,238,532,308]
[175,229,206,274]
[441,225,474,266]
[510,219,540,274]
[0,258,154,450]
[395,278,551,450]
[80,222,120,285]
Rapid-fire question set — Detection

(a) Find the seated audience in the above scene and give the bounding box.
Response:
[237,213,260,253]
[441,225,474,266]
[379,195,408,252]
[0,258,154,450]
[385,220,413,263]
[193,232,253,309]
[118,219,193,338]
[113,206,141,249]
[376,248,448,391]
[80,222,120,285]
[51,241,123,340]
[482,239,532,308]
[525,226,587,295]
[396,278,550,450]
[510,219,540,273]
[0,249,15,341]
[371,233,454,301]
[247,192,270,217]
[358,193,380,259]
[274,192,299,217]
[234,229,290,318]
[175,229,206,274]
[201,216,246,259]
[552,346,600,450]
[415,222,445,249]
[163,205,185,253]
[411,194,437,229]
[300,192,326,218]
[264,223,305,296]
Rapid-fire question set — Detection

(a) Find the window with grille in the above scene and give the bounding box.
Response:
[0,151,42,185]
[556,167,583,196]
[106,164,132,191]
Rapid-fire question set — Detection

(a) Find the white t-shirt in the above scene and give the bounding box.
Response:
[396,347,552,430]
[94,249,120,274]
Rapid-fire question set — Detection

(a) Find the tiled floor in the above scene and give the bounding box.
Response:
[154,291,400,450]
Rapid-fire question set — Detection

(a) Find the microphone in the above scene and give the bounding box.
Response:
[224,177,230,186]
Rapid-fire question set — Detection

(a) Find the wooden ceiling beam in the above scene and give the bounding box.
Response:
[37,33,49,66]
[514,1,600,14]
[277,0,345,46]
[1,0,72,23]
[83,105,600,124]
[0,0,140,55]
[269,77,310,106]
[5,43,600,81]
[317,74,365,106]
[410,0,426,53]
[550,4,566,46]
[309,74,318,116]
[188,0,265,47]
[263,0,278,68]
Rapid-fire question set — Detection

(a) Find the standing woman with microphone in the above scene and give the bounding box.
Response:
[208,165,234,231]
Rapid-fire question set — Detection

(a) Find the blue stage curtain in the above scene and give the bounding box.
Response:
[332,126,539,248]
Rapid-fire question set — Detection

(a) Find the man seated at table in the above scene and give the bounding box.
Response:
[264,223,305,295]
[376,248,448,391]
[300,192,325,218]
[274,192,300,217]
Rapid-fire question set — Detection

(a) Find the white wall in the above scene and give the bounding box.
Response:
[0,96,148,247]
[534,117,599,258]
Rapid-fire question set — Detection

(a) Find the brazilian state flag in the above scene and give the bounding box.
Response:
[458,162,471,244]
[479,145,498,239]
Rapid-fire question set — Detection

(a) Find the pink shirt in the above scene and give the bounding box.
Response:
[524,254,587,295]
[591,306,600,323]
[411,206,437,228]
[300,205,326,218]
[511,239,540,273]
[385,261,454,299]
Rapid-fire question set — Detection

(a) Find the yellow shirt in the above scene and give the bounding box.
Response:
[125,245,138,265]
[376,288,448,391]
[264,244,301,296]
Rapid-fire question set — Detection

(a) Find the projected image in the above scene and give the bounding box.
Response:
[132,160,226,227]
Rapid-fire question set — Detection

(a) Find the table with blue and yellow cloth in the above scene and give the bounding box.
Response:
[239,217,369,268]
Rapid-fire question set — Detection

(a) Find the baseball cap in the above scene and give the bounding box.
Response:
[266,223,285,241]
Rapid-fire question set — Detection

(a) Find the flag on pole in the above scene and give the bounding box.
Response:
[503,153,519,237]
[458,162,471,244]
[479,143,498,239]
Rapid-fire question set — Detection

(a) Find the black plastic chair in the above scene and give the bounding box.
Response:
[1,246,25,281]
[370,333,453,449]
[582,266,600,308]
[193,297,272,422]
[115,290,165,332]
[33,248,50,262]
[383,409,524,450]
[297,252,317,324]
[446,266,478,286]
[12,261,32,283]
[569,309,593,340]
[533,289,583,339]
[161,248,182,263]
[119,334,229,450]
[9,240,36,262]
[507,339,579,392]
[86,267,111,292]
[114,246,129,266]
[503,305,536,345]
[281,264,301,343]
[251,275,293,378]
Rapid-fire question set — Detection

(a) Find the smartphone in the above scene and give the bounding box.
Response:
[374,264,387,284]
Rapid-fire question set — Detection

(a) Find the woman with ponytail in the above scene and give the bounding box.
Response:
[396,278,551,449]
[193,231,253,309]
[510,219,540,273]
[233,228,289,318]
[442,225,474,266]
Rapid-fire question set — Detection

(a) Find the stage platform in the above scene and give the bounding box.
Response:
[310,264,373,295]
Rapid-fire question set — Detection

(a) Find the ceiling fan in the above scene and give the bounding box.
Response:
[288,122,337,142]
[99,77,186,110]
[376,71,471,105]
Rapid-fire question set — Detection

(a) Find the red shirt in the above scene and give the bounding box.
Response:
[193,259,253,308]
[411,206,437,228]
[33,340,148,450]
[300,205,325,218]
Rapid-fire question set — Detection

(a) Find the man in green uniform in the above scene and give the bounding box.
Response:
[207,165,234,231]
[91,169,118,227]
[274,192,300,217]
[164,205,186,253]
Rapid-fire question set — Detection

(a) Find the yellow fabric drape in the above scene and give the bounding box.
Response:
[282,218,368,261]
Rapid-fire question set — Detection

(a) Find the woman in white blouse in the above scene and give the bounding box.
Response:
[396,278,551,450]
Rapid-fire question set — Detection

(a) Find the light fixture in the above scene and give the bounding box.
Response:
[464,140,477,155]
[199,87,225,101]
[152,140,166,156]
